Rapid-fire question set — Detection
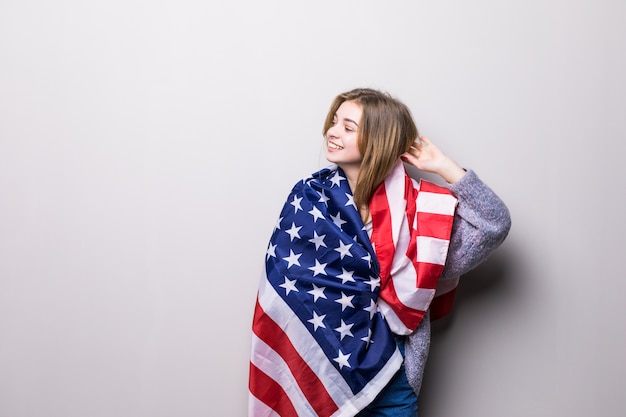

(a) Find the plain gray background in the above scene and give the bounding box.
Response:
[1,1,625,416]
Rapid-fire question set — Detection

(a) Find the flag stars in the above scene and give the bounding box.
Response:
[279,277,298,295]
[307,283,327,302]
[318,189,330,205]
[308,259,328,277]
[337,268,355,284]
[345,193,356,208]
[308,206,325,223]
[285,222,302,241]
[364,299,378,319]
[290,195,303,213]
[334,350,351,369]
[266,243,277,260]
[274,216,283,231]
[282,250,302,268]
[361,329,374,346]
[308,231,327,250]
[330,212,347,229]
[335,292,355,311]
[334,241,353,260]
[334,319,354,340]
[365,276,381,292]
[330,171,346,187]
[308,311,326,331]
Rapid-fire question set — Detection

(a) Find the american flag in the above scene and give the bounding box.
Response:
[249,162,457,416]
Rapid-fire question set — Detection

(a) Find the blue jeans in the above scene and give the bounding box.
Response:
[356,337,419,416]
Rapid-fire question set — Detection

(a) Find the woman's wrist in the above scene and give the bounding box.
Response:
[438,159,466,184]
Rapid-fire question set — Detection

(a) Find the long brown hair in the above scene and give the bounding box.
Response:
[322,88,419,217]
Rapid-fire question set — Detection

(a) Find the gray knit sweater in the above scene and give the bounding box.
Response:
[403,169,512,394]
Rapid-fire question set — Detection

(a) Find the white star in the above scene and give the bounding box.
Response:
[308,206,325,222]
[361,329,374,346]
[308,231,327,250]
[334,319,354,340]
[333,350,351,369]
[274,216,283,231]
[308,259,328,277]
[282,250,302,268]
[318,189,330,205]
[330,171,346,187]
[266,243,277,260]
[335,292,355,311]
[279,277,298,295]
[364,299,377,319]
[334,241,353,260]
[308,311,326,331]
[330,212,347,229]
[365,276,381,292]
[337,268,355,284]
[285,222,302,241]
[345,193,356,208]
[362,253,372,266]
[307,283,327,302]
[290,195,303,213]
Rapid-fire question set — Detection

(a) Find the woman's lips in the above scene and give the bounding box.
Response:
[328,141,344,150]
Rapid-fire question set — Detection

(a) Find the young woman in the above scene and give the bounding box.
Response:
[249,88,511,416]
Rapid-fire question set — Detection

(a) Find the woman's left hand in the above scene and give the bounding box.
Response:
[401,136,466,184]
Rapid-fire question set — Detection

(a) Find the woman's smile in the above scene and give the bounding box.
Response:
[328,141,344,150]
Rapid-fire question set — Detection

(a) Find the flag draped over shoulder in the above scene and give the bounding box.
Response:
[249,162,457,417]
[370,162,458,334]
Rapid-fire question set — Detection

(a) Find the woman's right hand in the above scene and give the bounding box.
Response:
[401,136,466,184]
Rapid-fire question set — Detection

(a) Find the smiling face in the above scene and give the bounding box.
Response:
[322,88,419,216]
[325,100,363,175]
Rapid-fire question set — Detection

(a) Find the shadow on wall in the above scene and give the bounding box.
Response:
[419,244,520,411]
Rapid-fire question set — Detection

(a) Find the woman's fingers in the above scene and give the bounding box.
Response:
[419,136,432,146]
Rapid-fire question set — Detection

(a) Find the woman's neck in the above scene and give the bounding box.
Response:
[339,164,359,194]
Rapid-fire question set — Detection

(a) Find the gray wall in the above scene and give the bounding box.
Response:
[1,1,624,416]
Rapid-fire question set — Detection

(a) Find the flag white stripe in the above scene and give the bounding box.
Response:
[416,236,450,265]
[249,394,281,417]
[416,191,457,215]
[384,162,407,245]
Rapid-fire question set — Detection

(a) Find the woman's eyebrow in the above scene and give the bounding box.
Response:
[333,113,359,127]
[343,117,359,127]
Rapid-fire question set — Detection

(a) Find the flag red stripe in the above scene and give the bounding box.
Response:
[416,212,456,239]
[369,183,394,284]
[252,301,339,417]
[416,263,445,288]
[249,363,299,417]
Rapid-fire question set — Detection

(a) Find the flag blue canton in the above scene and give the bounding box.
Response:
[265,167,398,394]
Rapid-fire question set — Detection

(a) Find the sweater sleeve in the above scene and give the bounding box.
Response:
[440,169,511,280]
